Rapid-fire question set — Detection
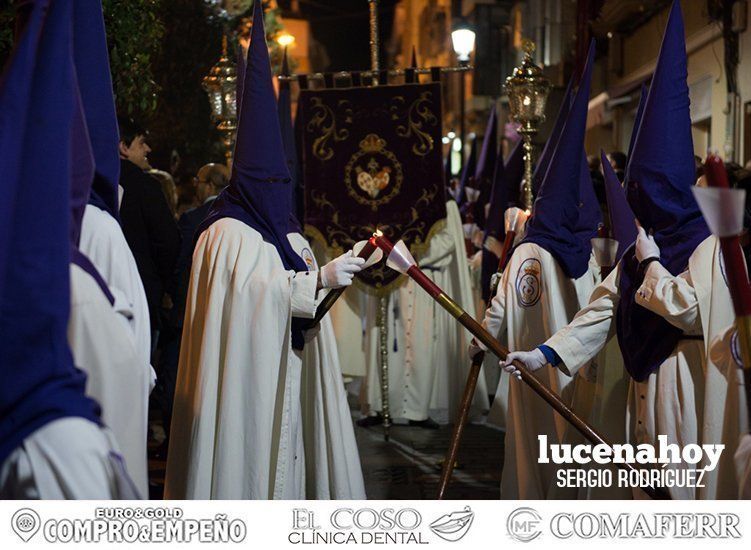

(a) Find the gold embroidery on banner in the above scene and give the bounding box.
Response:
[391,91,438,157]
[306,97,351,161]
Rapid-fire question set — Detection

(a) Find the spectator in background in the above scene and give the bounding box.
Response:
[118,117,181,355]
[176,174,200,217]
[588,153,607,215]
[695,154,705,179]
[607,150,627,181]
[175,163,229,317]
[181,165,229,249]
[149,169,178,219]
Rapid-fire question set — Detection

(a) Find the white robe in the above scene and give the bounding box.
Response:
[708,324,750,498]
[80,204,151,366]
[166,218,316,499]
[552,261,631,499]
[736,434,751,499]
[67,263,151,497]
[287,233,366,499]
[329,289,368,378]
[0,417,139,499]
[469,250,501,399]
[361,201,488,424]
[547,236,733,499]
[481,243,597,499]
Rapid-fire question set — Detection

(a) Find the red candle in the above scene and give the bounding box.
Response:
[704,154,751,316]
[373,233,443,298]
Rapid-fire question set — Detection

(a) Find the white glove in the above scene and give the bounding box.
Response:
[634,222,660,263]
[471,227,484,249]
[489,272,501,295]
[499,348,547,380]
[468,338,486,360]
[320,251,365,289]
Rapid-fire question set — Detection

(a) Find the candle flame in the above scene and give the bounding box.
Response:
[374,229,383,237]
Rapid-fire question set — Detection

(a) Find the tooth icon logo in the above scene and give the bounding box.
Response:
[12,508,40,542]
[429,506,474,542]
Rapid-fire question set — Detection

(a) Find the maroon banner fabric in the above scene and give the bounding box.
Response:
[299,82,446,292]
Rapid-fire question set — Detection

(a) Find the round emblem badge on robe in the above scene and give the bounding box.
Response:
[516,258,542,307]
[300,248,316,271]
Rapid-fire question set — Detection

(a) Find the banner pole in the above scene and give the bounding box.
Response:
[368,0,380,74]
[367,1,391,439]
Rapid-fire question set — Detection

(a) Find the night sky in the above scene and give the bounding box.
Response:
[295,0,400,72]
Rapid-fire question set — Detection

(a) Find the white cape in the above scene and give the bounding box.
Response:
[68,263,151,497]
[80,204,151,366]
[288,233,366,499]
[166,219,363,499]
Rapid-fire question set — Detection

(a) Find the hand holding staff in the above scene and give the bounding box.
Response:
[695,155,751,427]
[373,232,671,500]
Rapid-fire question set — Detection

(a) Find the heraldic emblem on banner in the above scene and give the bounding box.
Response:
[299,82,446,293]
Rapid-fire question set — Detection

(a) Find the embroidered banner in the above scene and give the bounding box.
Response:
[299,82,446,293]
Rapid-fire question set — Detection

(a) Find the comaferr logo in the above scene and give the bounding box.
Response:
[507,507,542,543]
[505,508,742,541]
[549,512,742,539]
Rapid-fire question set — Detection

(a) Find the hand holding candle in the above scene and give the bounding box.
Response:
[312,236,382,325]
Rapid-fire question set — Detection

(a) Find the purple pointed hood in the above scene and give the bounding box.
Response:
[575,152,602,247]
[520,40,596,279]
[601,149,637,261]
[69,39,115,306]
[196,0,308,349]
[236,40,245,114]
[504,137,524,207]
[278,47,302,228]
[198,0,304,271]
[617,0,710,381]
[444,153,453,193]
[532,76,574,193]
[456,136,477,210]
[627,84,648,162]
[479,142,510,300]
[71,0,120,220]
[473,104,498,227]
[0,0,101,465]
[69,90,95,248]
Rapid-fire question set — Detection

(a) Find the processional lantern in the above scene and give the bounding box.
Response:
[505,39,551,211]
[203,35,238,167]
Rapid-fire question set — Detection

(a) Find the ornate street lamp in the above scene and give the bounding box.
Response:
[451,19,475,171]
[451,24,476,63]
[203,35,238,167]
[505,39,551,211]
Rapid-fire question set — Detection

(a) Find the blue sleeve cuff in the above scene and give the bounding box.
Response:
[537,345,561,367]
